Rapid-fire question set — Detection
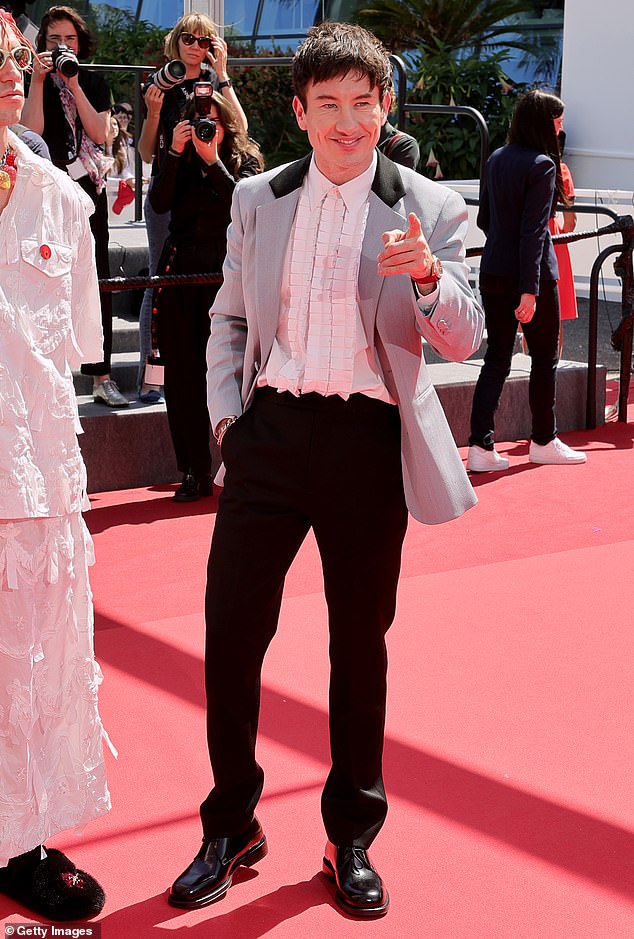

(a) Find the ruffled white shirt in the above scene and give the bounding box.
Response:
[0,132,103,520]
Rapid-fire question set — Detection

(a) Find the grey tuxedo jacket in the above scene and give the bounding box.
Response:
[206,151,484,525]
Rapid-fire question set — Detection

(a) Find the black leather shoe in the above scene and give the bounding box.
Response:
[173,473,199,502]
[322,842,389,918]
[168,818,267,909]
[173,472,214,502]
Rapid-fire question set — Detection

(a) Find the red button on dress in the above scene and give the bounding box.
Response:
[40,244,52,260]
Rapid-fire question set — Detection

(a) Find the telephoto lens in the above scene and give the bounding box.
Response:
[51,43,79,78]
[147,59,187,92]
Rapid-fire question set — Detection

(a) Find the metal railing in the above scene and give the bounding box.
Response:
[465,203,634,426]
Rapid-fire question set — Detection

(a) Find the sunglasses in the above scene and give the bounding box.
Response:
[114,108,133,118]
[180,32,213,50]
[0,45,33,71]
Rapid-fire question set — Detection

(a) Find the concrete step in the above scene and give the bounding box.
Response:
[111,315,140,354]
[78,394,178,492]
[76,356,606,494]
[430,355,605,446]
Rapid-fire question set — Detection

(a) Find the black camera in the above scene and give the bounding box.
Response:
[51,43,79,78]
[146,59,186,93]
[191,82,216,142]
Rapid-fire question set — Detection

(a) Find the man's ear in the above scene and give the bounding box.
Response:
[381,91,391,123]
[292,95,307,131]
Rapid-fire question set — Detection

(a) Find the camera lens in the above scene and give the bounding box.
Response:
[52,43,79,78]
[194,118,216,142]
[149,59,187,92]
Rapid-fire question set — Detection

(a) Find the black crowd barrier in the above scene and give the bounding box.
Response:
[465,207,634,426]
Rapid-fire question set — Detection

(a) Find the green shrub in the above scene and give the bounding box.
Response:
[227,45,309,168]
[90,5,167,104]
[406,41,528,180]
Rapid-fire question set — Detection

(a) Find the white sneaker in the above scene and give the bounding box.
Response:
[529,438,586,465]
[467,445,509,472]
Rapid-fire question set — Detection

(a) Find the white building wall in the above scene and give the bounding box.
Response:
[561,0,634,191]
[185,0,225,32]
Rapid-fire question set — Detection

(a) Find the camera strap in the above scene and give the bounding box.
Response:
[55,76,110,193]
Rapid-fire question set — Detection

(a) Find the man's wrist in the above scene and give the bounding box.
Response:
[411,279,437,297]
[215,415,238,444]
[413,255,443,286]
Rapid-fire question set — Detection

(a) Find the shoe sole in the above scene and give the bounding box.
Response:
[167,837,268,909]
[467,461,509,473]
[529,453,586,465]
[322,859,390,918]
[93,398,129,408]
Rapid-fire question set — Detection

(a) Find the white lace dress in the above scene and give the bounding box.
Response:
[0,133,112,866]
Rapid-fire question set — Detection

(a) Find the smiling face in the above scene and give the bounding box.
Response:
[292,72,389,185]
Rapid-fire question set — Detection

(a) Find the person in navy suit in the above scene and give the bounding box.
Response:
[468,89,586,471]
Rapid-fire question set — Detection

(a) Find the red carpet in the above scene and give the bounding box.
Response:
[2,392,633,937]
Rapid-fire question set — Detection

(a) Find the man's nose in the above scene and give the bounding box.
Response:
[335,106,358,132]
[0,54,22,80]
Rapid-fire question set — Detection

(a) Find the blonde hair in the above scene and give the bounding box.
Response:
[163,13,218,62]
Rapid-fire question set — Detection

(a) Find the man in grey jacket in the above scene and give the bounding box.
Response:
[169,22,484,919]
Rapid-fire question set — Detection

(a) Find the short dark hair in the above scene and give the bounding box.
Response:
[508,89,570,206]
[292,22,391,108]
[37,5,96,59]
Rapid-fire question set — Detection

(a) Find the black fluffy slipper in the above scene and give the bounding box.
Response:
[0,846,105,921]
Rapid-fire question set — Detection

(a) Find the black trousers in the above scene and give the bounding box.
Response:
[156,278,217,478]
[78,179,113,376]
[201,388,408,848]
[469,280,560,449]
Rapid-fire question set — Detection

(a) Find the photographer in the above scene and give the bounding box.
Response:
[149,90,263,501]
[21,5,128,408]
[136,12,248,404]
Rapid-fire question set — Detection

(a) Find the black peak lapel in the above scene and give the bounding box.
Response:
[269,153,313,199]
[371,150,406,207]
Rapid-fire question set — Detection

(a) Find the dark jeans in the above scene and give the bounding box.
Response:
[200,388,408,848]
[78,178,112,376]
[469,280,560,449]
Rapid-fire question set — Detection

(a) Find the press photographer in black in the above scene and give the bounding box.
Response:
[136,12,248,404]
[21,5,128,408]
[148,85,263,501]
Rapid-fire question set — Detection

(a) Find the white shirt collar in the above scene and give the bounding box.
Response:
[306,152,377,214]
